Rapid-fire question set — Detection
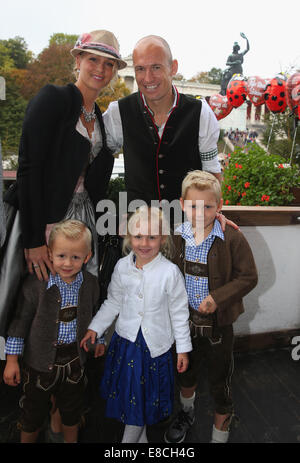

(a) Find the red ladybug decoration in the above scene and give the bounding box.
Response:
[247,76,268,106]
[286,72,300,116]
[209,94,233,120]
[226,75,247,108]
[264,75,287,113]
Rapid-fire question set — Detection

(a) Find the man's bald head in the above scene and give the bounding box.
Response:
[133,35,173,65]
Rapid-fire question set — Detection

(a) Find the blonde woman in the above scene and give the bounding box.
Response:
[13,30,126,280]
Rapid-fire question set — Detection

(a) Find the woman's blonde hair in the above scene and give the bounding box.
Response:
[48,219,92,251]
[181,170,222,203]
[122,205,174,259]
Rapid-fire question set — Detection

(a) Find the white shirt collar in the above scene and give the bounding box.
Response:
[129,250,163,271]
[47,270,83,290]
[175,220,225,245]
[140,84,179,118]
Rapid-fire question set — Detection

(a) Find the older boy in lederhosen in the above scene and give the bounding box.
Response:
[165,170,257,444]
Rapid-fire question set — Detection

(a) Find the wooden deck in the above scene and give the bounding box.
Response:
[0,346,299,444]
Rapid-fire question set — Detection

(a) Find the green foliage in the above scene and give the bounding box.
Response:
[96,78,131,113]
[222,144,300,206]
[0,69,28,158]
[107,176,126,206]
[0,36,32,158]
[0,37,32,69]
[189,67,222,84]
[207,67,222,85]
[22,43,76,100]
[49,33,78,47]
[0,43,14,69]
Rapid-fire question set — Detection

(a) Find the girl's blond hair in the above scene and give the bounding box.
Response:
[48,219,92,251]
[122,205,174,259]
[181,170,222,203]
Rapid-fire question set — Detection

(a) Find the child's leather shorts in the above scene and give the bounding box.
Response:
[18,343,86,433]
[177,324,234,415]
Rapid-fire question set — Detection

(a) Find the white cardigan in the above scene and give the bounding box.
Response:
[89,252,192,358]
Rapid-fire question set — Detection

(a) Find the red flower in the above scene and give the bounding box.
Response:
[227,185,231,191]
[261,194,270,202]
[278,164,284,168]
[225,200,229,205]
[244,182,250,188]
[233,175,237,180]
[242,192,246,197]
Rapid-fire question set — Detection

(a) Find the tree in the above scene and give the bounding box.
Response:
[208,67,222,85]
[0,43,14,70]
[0,68,28,158]
[189,67,223,85]
[189,71,210,83]
[0,37,31,158]
[21,42,75,100]
[49,33,78,47]
[96,78,131,112]
[0,36,32,69]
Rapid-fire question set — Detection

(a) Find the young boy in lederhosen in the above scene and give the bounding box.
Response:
[3,219,104,443]
[165,170,258,444]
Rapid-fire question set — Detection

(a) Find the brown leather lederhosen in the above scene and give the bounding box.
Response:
[183,242,222,344]
[176,237,234,414]
[19,306,86,432]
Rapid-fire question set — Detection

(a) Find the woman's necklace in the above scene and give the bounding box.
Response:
[81,104,96,123]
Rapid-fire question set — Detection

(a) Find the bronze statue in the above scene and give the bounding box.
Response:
[220,33,250,95]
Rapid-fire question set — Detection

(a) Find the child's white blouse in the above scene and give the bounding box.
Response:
[89,252,192,358]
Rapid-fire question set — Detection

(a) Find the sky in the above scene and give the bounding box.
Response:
[1,0,299,80]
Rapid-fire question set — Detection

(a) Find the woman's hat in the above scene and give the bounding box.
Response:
[71,30,127,70]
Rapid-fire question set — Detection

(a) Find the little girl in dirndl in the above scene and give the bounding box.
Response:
[81,206,192,443]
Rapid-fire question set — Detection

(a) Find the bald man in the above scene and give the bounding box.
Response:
[103,35,222,207]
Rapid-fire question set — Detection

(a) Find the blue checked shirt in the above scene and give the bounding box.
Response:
[5,272,102,355]
[175,220,224,311]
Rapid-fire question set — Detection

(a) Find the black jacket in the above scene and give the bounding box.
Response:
[7,270,100,372]
[8,83,113,248]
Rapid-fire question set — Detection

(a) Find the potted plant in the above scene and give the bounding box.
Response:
[222,144,300,206]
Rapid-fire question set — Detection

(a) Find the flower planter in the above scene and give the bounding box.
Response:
[222,205,300,226]
[222,145,300,207]
[291,186,300,205]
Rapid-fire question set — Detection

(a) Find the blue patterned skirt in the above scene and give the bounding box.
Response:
[100,329,174,426]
